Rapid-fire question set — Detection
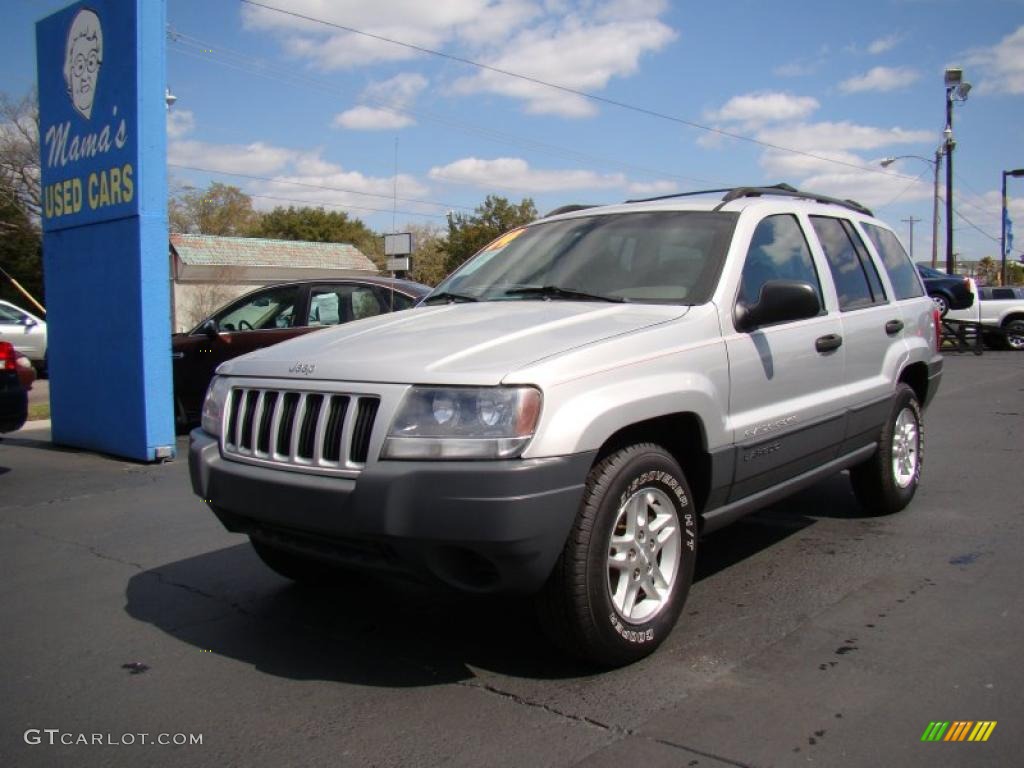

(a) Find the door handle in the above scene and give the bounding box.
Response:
[815,334,843,353]
[885,319,904,335]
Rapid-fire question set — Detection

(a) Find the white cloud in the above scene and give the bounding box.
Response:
[167,140,298,175]
[839,66,920,94]
[334,73,427,130]
[244,1,675,119]
[965,25,1024,94]
[166,109,195,139]
[430,156,628,191]
[452,15,675,117]
[704,92,819,127]
[242,0,487,68]
[867,33,902,55]
[625,179,678,197]
[333,107,414,130]
[756,122,933,153]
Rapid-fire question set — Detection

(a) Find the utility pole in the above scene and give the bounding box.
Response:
[902,216,921,261]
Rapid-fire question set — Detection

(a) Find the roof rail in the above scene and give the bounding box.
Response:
[545,204,599,217]
[624,188,735,204]
[715,183,873,216]
[625,183,873,216]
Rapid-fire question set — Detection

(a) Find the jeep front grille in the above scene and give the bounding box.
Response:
[223,387,380,473]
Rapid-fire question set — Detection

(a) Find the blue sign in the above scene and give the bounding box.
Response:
[37,4,140,230]
[37,0,174,462]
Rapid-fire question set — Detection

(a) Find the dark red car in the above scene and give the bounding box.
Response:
[0,341,29,433]
[172,277,430,428]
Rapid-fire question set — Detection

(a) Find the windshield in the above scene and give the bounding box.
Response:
[427,211,738,305]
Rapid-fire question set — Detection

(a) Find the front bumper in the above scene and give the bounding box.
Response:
[189,429,594,593]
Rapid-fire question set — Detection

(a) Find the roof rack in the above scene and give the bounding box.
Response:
[624,183,873,216]
[715,184,873,216]
[545,204,599,217]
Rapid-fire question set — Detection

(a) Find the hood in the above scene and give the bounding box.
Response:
[219,301,688,385]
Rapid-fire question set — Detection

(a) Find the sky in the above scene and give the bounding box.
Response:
[4,0,1024,264]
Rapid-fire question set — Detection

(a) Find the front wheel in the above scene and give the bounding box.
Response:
[536,443,697,667]
[849,384,923,515]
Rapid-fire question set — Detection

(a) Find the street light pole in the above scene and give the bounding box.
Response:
[943,68,971,275]
[931,145,943,269]
[1001,169,1024,286]
[879,149,945,267]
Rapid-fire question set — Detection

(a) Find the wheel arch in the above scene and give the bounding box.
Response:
[898,361,929,406]
[593,412,712,515]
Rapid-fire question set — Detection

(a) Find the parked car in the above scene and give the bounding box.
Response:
[0,341,29,433]
[916,265,974,316]
[190,183,941,667]
[173,277,430,427]
[0,300,47,375]
[946,285,1024,350]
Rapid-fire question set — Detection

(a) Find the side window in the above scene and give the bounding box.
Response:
[308,285,384,327]
[738,214,823,309]
[0,305,25,324]
[862,224,925,300]
[991,288,1015,300]
[810,216,886,310]
[214,286,299,332]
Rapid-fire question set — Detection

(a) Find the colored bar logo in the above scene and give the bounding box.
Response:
[921,721,997,742]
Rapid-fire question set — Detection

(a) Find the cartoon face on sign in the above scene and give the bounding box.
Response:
[63,8,103,120]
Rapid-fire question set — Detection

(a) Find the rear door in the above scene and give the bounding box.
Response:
[724,213,847,501]
[808,216,905,452]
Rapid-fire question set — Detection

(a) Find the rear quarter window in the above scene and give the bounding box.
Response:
[861,224,925,300]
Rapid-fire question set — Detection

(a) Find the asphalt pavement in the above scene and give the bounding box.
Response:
[1,351,1022,767]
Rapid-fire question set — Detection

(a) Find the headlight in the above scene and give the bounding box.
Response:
[382,386,542,460]
[200,376,231,437]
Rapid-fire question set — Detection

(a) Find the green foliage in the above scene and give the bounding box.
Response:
[252,205,381,265]
[975,256,999,286]
[444,195,537,274]
[402,223,448,286]
[1007,260,1024,286]
[169,182,259,236]
[0,181,43,306]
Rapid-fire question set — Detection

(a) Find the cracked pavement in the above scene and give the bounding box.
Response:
[1,352,1023,767]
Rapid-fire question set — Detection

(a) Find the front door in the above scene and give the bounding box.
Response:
[724,213,847,501]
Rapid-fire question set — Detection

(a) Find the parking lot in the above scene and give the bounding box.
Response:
[1,351,1022,767]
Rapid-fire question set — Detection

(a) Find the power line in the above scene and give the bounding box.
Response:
[238,0,924,182]
[168,31,723,188]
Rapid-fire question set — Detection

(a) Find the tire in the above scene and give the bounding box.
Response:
[1002,319,1024,351]
[250,537,336,583]
[930,293,950,317]
[849,384,923,515]
[536,443,698,667]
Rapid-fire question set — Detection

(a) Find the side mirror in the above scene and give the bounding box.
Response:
[199,318,220,338]
[20,316,37,328]
[735,280,820,332]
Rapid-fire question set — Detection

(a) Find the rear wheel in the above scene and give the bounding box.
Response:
[536,443,697,667]
[1002,319,1024,351]
[850,384,923,515]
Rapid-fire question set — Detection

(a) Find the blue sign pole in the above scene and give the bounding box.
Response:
[36,0,174,461]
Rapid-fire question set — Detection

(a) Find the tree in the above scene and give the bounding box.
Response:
[0,178,43,307]
[251,205,380,260]
[0,90,41,221]
[444,195,537,274]
[169,182,258,236]
[975,256,999,286]
[403,223,448,286]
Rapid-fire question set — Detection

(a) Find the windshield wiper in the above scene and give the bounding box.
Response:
[422,291,479,304]
[504,285,626,303]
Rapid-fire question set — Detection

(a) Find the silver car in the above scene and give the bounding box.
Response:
[0,300,47,373]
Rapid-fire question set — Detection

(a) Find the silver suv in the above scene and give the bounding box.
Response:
[190,184,942,667]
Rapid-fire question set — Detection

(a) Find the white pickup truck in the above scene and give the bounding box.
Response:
[946,286,1024,350]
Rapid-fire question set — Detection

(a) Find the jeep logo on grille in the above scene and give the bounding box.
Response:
[288,362,316,376]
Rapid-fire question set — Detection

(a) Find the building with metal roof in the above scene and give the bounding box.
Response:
[169,234,378,332]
